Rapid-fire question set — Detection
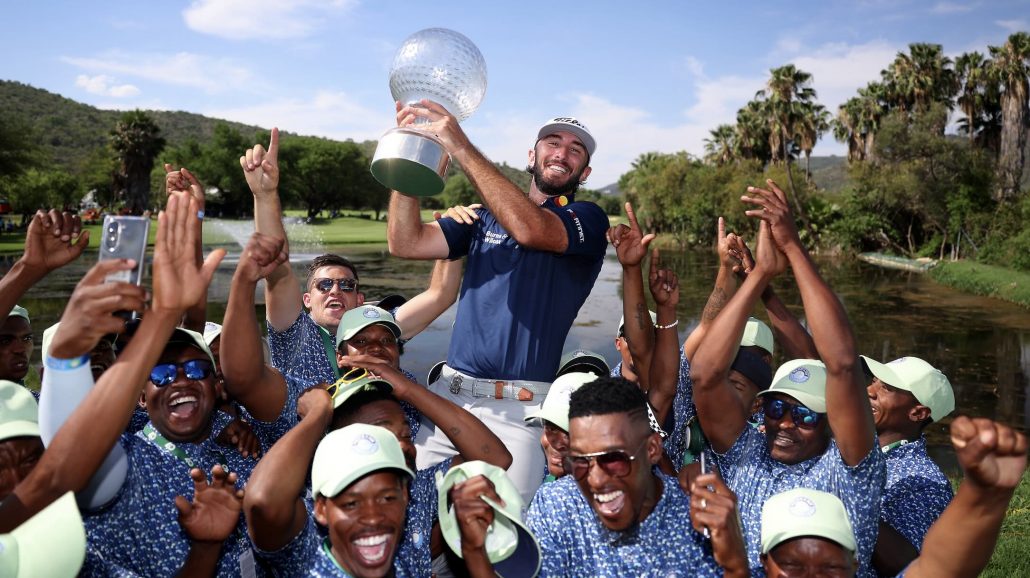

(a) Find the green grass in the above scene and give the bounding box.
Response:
[975,472,1030,577]
[930,260,1030,309]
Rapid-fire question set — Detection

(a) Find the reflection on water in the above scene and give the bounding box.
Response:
[6,244,1029,474]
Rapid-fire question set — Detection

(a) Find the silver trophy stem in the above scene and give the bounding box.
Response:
[370,127,450,197]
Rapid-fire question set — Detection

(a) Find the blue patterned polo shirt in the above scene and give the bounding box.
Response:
[714,425,886,578]
[881,436,952,550]
[82,376,303,578]
[526,470,720,577]
[612,349,695,468]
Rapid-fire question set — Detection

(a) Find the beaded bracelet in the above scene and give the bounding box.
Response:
[655,319,679,330]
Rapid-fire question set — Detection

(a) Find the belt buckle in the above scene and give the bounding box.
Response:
[449,374,463,395]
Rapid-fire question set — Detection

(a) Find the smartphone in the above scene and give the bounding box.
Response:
[99,215,149,285]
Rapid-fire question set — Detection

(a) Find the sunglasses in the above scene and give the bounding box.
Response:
[762,397,824,429]
[326,367,370,399]
[149,359,215,387]
[313,277,358,294]
[564,439,648,481]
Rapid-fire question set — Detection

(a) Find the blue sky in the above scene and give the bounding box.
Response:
[3,0,1028,186]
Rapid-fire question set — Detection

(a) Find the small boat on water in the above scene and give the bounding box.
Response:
[857,252,937,273]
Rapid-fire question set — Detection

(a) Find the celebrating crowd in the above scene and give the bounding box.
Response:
[0,97,1026,578]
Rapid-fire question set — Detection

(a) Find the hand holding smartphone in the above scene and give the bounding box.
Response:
[98,216,149,285]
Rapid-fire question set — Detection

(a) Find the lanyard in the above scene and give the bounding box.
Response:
[881,439,910,454]
[319,324,342,380]
[140,423,229,473]
[322,539,354,576]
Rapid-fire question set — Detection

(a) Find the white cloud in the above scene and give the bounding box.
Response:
[74,74,140,98]
[203,90,393,141]
[930,1,978,14]
[62,51,255,94]
[996,19,1029,33]
[182,0,357,40]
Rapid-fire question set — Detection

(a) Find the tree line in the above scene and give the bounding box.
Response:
[620,32,1030,271]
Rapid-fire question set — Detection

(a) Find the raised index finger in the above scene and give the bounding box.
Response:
[267,127,279,162]
[624,202,642,231]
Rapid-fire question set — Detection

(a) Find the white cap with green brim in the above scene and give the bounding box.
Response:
[436,461,542,578]
[0,491,86,578]
[557,350,609,378]
[335,305,402,348]
[617,310,657,337]
[311,424,414,499]
[741,317,774,356]
[7,305,29,322]
[0,380,39,442]
[202,322,222,347]
[860,355,954,421]
[166,328,216,366]
[524,372,598,431]
[757,359,827,413]
[761,488,857,555]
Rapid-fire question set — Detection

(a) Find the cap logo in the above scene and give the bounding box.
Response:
[572,351,585,358]
[788,367,811,383]
[363,308,381,319]
[788,496,817,517]
[888,357,907,365]
[350,433,380,455]
[552,117,586,130]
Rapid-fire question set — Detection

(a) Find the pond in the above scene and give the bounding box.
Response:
[6,224,1029,474]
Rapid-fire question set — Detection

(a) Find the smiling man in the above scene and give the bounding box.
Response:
[861,355,955,576]
[526,376,744,576]
[388,104,609,502]
[0,307,33,385]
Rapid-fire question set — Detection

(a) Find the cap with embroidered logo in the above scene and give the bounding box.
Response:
[335,305,402,348]
[537,117,596,157]
[741,317,774,356]
[311,424,414,499]
[525,372,598,432]
[761,488,856,555]
[557,350,609,378]
[757,359,827,413]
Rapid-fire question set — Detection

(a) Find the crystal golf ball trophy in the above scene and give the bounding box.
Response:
[370,28,487,197]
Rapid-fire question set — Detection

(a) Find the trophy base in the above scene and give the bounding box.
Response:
[370,127,450,197]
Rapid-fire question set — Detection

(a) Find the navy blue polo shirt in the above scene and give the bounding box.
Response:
[437,197,607,382]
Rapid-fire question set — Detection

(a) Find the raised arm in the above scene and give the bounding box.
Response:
[0,210,88,316]
[608,202,657,383]
[245,387,331,551]
[4,196,223,530]
[394,258,462,340]
[683,218,743,362]
[398,99,567,252]
[220,232,290,422]
[743,179,874,465]
[691,222,784,453]
[241,128,304,330]
[341,355,512,469]
[164,164,207,332]
[647,249,681,425]
[905,417,1027,578]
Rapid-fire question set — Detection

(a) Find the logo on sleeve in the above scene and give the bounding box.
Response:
[566,209,585,244]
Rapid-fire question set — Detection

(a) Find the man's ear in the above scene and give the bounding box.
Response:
[302,292,312,309]
[580,165,592,182]
[647,432,663,465]
[909,404,932,423]
[528,148,536,167]
[138,392,147,410]
[313,497,328,526]
[357,292,365,306]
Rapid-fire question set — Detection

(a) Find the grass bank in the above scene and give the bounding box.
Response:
[930,260,1030,309]
[975,471,1030,577]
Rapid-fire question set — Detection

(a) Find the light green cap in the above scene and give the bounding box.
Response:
[328,370,393,411]
[436,461,542,577]
[557,350,609,378]
[757,359,827,413]
[741,317,774,356]
[0,380,39,442]
[861,355,954,421]
[524,372,598,431]
[617,310,656,337]
[761,488,856,554]
[0,491,86,577]
[167,328,215,366]
[311,424,414,499]
[7,305,29,322]
[335,305,401,348]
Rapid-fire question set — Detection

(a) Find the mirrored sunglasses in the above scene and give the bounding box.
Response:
[149,359,214,387]
[762,397,824,429]
[314,277,358,294]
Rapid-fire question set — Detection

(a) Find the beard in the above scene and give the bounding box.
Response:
[529,158,585,197]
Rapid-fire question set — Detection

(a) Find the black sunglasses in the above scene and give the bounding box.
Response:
[149,359,215,387]
[314,277,358,294]
[762,397,824,429]
[564,438,648,481]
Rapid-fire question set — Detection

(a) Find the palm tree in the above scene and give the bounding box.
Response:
[704,124,736,166]
[955,51,990,146]
[855,83,888,161]
[834,98,865,162]
[734,101,771,162]
[110,110,165,214]
[795,103,831,181]
[883,43,957,117]
[988,32,1030,200]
